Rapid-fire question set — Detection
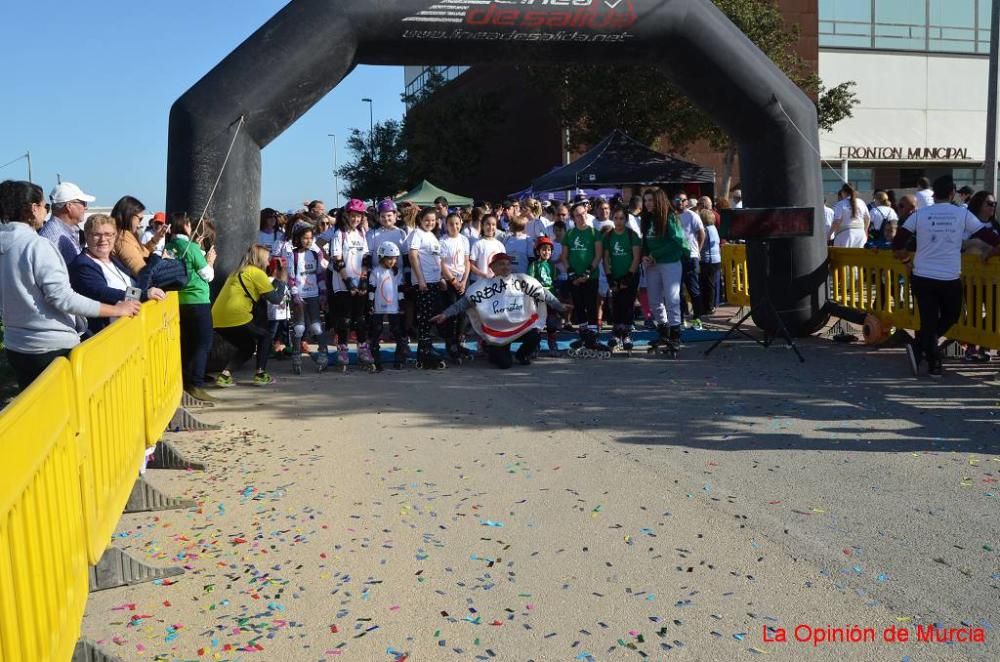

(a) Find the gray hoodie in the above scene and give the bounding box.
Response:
[0,221,101,353]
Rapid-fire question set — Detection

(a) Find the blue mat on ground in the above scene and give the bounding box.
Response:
[299,328,727,364]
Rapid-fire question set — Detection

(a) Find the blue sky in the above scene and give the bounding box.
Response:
[0,1,405,212]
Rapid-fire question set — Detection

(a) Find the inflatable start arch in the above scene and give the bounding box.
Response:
[167,0,829,335]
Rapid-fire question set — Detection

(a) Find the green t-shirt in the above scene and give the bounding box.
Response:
[562,225,599,280]
[642,214,687,265]
[602,228,641,278]
[165,235,211,305]
[527,259,555,292]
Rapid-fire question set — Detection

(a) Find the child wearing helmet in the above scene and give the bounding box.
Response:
[327,199,371,369]
[366,241,408,371]
[527,235,561,353]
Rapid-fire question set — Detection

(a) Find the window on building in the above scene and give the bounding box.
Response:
[820,0,992,54]
[953,168,985,190]
[823,168,873,199]
[819,0,872,48]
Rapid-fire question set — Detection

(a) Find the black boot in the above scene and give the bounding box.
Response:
[417,339,446,370]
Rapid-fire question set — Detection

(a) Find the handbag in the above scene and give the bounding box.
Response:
[238,272,269,327]
[144,254,189,291]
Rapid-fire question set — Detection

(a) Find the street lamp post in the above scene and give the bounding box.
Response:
[327,133,340,208]
[361,97,375,205]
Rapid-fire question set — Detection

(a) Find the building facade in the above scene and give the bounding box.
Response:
[818,0,993,199]
[403,0,995,202]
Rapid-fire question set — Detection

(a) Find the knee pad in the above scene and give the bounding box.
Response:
[293,324,305,339]
[308,322,323,338]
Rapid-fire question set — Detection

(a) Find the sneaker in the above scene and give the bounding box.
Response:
[215,373,235,388]
[691,318,703,331]
[185,386,219,403]
[252,372,276,386]
[516,354,532,366]
[904,344,919,376]
[927,362,943,378]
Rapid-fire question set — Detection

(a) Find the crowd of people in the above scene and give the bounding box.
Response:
[1,174,996,399]
[224,188,726,388]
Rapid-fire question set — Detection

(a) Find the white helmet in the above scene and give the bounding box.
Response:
[377,241,401,259]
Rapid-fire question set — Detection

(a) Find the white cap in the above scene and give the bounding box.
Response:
[50,182,96,204]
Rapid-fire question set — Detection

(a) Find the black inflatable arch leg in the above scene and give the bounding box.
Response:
[167,0,827,334]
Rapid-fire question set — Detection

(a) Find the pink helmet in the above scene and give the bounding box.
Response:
[345,198,367,214]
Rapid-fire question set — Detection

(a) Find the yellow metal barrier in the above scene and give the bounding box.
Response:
[142,295,183,448]
[721,243,750,306]
[721,244,1000,350]
[70,313,150,565]
[0,359,88,662]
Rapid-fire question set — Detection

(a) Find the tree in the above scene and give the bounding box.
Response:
[337,119,409,202]
[400,68,503,189]
[526,0,860,197]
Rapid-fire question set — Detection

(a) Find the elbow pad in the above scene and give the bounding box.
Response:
[362,254,372,269]
[332,258,346,272]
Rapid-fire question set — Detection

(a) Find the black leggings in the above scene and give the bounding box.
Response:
[217,322,271,373]
[910,274,963,364]
[367,313,408,360]
[570,279,599,327]
[415,286,445,341]
[5,347,71,393]
[330,291,368,345]
[441,286,468,343]
[486,330,541,369]
[609,273,638,328]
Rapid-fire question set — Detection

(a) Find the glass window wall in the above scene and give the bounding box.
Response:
[820,0,992,54]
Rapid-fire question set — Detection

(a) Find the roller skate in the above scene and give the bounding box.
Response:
[291,341,303,375]
[315,348,329,373]
[358,343,376,373]
[336,343,350,372]
[568,327,611,359]
[647,324,677,358]
[546,332,560,356]
[447,343,465,366]
[622,331,633,357]
[416,339,447,370]
[393,344,408,370]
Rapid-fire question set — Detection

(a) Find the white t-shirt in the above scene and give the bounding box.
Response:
[328,228,368,292]
[369,264,403,315]
[367,225,409,260]
[408,228,443,285]
[823,206,835,241]
[870,205,898,233]
[626,213,642,237]
[90,254,135,291]
[469,237,505,281]
[290,248,324,298]
[258,229,285,255]
[526,217,551,240]
[440,234,470,283]
[267,276,291,321]
[679,209,704,259]
[916,188,934,209]
[834,197,869,233]
[140,228,166,256]
[902,203,987,281]
[503,233,532,272]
